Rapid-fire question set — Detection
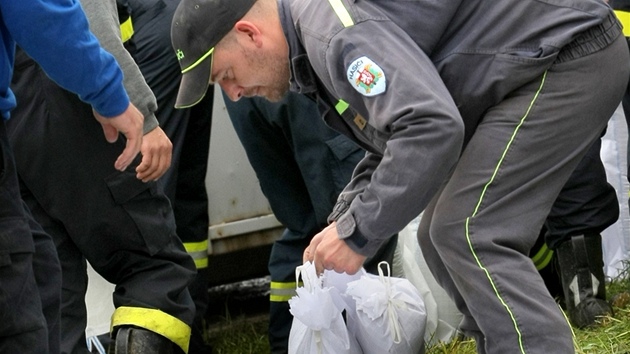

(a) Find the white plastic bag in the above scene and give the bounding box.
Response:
[392,216,462,345]
[288,261,362,354]
[345,261,427,354]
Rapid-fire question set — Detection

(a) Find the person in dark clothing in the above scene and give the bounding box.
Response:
[117,0,215,352]
[532,134,618,328]
[0,1,144,353]
[223,91,397,353]
[7,0,196,353]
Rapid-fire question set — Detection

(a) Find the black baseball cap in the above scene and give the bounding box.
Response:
[171,0,257,108]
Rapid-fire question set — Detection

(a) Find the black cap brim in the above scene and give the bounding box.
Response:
[175,54,213,109]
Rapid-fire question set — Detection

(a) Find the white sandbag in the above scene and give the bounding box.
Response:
[85,262,115,338]
[84,262,114,353]
[321,267,364,315]
[345,262,426,354]
[600,104,630,278]
[392,216,463,345]
[288,262,362,354]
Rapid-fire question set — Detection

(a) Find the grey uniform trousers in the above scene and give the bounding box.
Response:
[418,26,630,354]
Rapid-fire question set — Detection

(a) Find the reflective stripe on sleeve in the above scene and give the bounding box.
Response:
[327,0,354,27]
[614,10,630,37]
[120,16,134,43]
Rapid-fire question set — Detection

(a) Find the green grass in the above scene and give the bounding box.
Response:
[207,313,270,354]
[207,264,630,354]
[423,306,630,354]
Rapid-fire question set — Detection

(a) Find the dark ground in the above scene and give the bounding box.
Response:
[205,276,271,326]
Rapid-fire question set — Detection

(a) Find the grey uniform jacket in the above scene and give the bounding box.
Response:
[278,0,621,257]
[82,0,158,134]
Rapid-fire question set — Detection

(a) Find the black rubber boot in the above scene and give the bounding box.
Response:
[556,234,614,328]
[113,327,177,354]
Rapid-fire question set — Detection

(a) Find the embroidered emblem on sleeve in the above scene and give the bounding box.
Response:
[347,56,386,96]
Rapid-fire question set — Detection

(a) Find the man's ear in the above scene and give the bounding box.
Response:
[234,20,263,47]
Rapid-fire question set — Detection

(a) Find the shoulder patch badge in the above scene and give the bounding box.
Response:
[346,56,386,96]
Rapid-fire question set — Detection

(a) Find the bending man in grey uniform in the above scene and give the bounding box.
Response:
[170,0,630,353]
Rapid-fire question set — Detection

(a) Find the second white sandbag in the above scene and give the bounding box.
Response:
[345,261,427,354]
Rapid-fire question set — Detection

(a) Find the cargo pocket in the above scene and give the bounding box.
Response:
[105,171,174,256]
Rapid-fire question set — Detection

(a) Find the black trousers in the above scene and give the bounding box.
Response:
[121,0,214,352]
[7,49,196,354]
[0,118,62,354]
[543,135,619,249]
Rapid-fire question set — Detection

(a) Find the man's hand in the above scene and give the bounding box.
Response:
[303,222,367,275]
[136,126,173,182]
[93,103,144,171]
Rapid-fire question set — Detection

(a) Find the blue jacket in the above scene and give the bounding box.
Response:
[0,0,129,120]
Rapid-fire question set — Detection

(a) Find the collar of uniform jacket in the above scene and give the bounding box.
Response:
[278,0,318,94]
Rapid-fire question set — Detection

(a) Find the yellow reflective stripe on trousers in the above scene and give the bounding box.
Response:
[531,242,554,271]
[111,306,191,353]
[327,0,354,27]
[614,10,630,37]
[184,240,209,269]
[270,281,301,302]
[119,17,134,43]
[464,70,548,354]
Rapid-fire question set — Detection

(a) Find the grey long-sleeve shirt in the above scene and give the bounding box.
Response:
[280,0,620,257]
[81,0,158,134]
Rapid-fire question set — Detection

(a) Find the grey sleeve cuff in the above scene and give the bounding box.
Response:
[142,113,159,135]
[335,211,382,258]
[328,199,351,223]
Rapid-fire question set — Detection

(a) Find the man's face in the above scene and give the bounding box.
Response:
[211,41,291,102]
